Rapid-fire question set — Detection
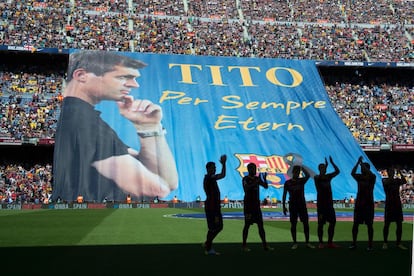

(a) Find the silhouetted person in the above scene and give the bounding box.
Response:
[283,165,315,249]
[242,162,273,252]
[382,167,408,250]
[203,154,227,255]
[349,156,376,251]
[314,156,340,248]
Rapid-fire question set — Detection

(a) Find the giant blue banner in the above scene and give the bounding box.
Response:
[62,50,384,202]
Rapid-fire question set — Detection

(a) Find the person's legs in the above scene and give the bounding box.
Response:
[257,220,271,249]
[290,210,299,249]
[395,221,407,249]
[396,221,402,245]
[327,221,335,244]
[204,213,223,253]
[317,213,326,248]
[290,220,297,242]
[242,222,250,248]
[303,220,315,248]
[317,222,324,244]
[304,221,310,243]
[301,210,311,243]
[367,222,374,249]
[349,222,359,249]
[290,220,299,249]
[382,220,390,249]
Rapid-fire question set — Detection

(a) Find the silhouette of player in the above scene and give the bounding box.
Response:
[314,156,340,248]
[242,162,273,252]
[382,167,408,250]
[349,156,376,251]
[283,165,315,249]
[203,154,227,255]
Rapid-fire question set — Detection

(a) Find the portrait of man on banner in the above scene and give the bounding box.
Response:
[52,50,178,203]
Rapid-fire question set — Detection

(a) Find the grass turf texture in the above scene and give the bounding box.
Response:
[0,208,412,275]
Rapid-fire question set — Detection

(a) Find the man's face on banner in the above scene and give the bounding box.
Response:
[87,65,141,102]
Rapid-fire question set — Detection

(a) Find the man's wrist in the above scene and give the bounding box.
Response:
[136,124,166,138]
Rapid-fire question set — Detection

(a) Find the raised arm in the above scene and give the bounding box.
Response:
[260,172,269,189]
[329,156,340,177]
[397,169,407,186]
[301,166,311,182]
[351,156,363,178]
[215,154,227,180]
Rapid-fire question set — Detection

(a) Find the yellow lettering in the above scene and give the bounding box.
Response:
[215,115,304,131]
[239,117,256,130]
[302,101,314,109]
[206,65,226,86]
[178,97,193,104]
[169,64,202,84]
[261,102,285,110]
[271,122,287,129]
[257,122,271,131]
[221,95,244,109]
[214,115,238,129]
[228,66,260,87]
[221,96,325,115]
[286,101,301,115]
[159,91,186,103]
[160,90,208,105]
[314,101,326,108]
[288,124,304,131]
[245,101,260,109]
[194,98,209,105]
[168,64,305,87]
[266,67,303,87]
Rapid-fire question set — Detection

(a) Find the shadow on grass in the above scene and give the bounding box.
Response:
[1,241,412,276]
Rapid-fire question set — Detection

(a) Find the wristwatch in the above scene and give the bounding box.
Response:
[137,127,166,138]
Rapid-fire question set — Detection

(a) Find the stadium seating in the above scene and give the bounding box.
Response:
[0,0,412,203]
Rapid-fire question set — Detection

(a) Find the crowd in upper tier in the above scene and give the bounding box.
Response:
[0,0,413,61]
[0,0,413,204]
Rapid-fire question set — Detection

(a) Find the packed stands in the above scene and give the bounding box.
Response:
[0,163,53,204]
[0,0,413,203]
[0,0,412,60]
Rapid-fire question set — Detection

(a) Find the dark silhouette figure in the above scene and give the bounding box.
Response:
[382,167,408,250]
[349,156,376,251]
[314,156,340,248]
[242,163,273,252]
[283,165,315,249]
[203,154,227,255]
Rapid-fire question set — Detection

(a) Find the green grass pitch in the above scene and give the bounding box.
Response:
[0,208,412,275]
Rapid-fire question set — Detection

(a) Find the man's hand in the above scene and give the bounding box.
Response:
[219,155,227,164]
[283,207,288,216]
[118,96,162,128]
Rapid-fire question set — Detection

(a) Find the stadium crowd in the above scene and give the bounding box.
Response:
[0,163,53,204]
[0,0,413,203]
[0,163,413,204]
[0,0,412,60]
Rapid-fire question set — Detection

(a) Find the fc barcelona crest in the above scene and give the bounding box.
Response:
[235,153,290,188]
